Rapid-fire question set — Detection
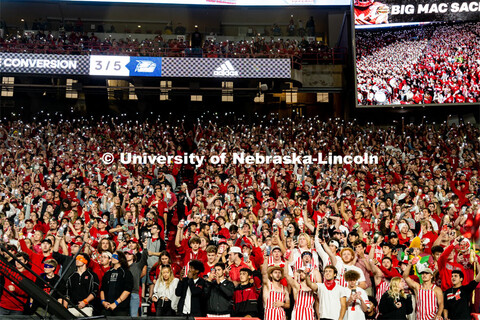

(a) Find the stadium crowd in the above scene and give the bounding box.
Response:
[0,31,333,61]
[0,113,480,320]
[356,21,480,106]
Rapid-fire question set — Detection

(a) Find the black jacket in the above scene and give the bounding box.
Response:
[204,279,235,315]
[378,292,413,320]
[175,277,206,316]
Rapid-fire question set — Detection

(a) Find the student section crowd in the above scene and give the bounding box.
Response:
[0,115,479,320]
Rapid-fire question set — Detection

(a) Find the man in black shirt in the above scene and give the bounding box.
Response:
[191,26,202,48]
[443,265,480,320]
[100,251,134,316]
[64,253,99,317]
[53,234,83,287]
[204,262,235,316]
[176,259,206,316]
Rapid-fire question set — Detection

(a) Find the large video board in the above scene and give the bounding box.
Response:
[0,53,291,79]
[354,0,480,107]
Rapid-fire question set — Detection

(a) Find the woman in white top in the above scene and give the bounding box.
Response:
[152,265,180,316]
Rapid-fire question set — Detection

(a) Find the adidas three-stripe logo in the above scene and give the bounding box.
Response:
[213,60,239,76]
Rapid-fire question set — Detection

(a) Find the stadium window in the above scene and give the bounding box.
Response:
[65,79,78,99]
[160,81,172,101]
[222,81,233,102]
[1,77,14,97]
[254,94,264,103]
[107,80,129,100]
[222,95,233,102]
[222,81,233,89]
[160,81,172,88]
[191,95,202,102]
[285,90,297,104]
[129,83,138,100]
[317,92,329,103]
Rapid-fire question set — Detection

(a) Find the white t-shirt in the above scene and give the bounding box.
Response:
[335,259,366,286]
[344,287,370,320]
[316,283,347,320]
[182,278,199,314]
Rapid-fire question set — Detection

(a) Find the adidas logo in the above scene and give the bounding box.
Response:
[213,60,239,76]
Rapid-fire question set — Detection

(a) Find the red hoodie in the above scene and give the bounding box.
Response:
[19,239,54,275]
[437,244,468,290]
[0,269,36,311]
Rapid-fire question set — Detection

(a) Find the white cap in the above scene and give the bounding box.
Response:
[229,246,242,254]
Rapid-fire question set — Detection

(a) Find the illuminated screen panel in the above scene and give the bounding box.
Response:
[0,53,291,79]
[354,0,480,106]
[61,0,350,5]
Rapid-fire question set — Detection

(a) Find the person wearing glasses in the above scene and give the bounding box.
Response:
[63,253,99,317]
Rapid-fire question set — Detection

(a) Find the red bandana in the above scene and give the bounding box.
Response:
[325,279,336,290]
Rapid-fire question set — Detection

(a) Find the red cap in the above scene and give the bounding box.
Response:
[209,220,221,226]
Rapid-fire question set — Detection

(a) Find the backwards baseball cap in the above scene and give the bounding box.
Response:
[328,239,340,248]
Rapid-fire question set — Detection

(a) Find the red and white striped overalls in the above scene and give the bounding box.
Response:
[376,279,390,305]
[292,284,315,320]
[264,284,287,320]
[268,255,285,267]
[416,284,438,320]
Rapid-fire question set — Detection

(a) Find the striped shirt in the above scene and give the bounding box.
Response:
[416,284,438,320]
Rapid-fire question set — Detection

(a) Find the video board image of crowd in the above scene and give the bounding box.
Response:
[356,21,480,106]
[354,0,480,106]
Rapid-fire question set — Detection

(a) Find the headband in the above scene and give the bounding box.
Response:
[76,255,88,265]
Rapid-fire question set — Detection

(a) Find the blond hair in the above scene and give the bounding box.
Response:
[387,277,407,300]
[298,233,312,249]
[159,265,175,288]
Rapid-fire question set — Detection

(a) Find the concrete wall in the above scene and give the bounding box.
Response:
[327,13,344,48]
[296,64,344,88]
